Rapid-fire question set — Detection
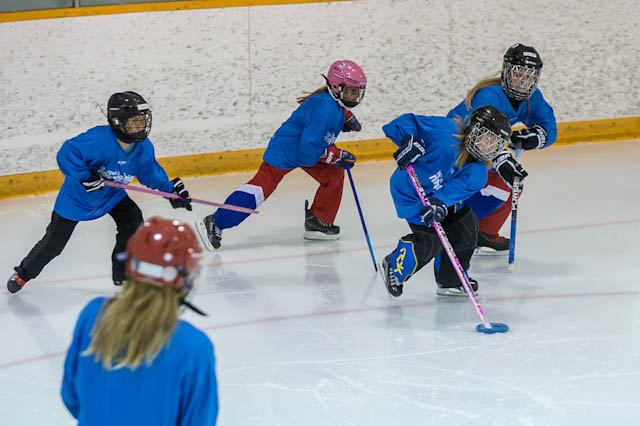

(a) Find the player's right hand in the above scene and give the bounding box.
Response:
[393,135,426,170]
[81,170,104,192]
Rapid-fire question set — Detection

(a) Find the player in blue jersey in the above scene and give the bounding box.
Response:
[380,106,513,297]
[61,216,218,425]
[196,60,366,250]
[448,43,555,254]
[7,92,192,293]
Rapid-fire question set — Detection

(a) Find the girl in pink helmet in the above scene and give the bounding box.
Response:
[196,60,367,250]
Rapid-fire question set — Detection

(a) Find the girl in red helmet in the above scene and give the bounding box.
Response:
[61,217,218,425]
[196,60,367,250]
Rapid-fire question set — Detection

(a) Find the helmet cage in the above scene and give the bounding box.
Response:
[501,63,541,100]
[109,108,152,144]
[328,83,366,109]
[465,124,509,162]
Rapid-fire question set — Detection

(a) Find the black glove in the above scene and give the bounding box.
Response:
[510,125,547,150]
[169,177,192,211]
[393,135,426,170]
[492,150,528,189]
[81,170,104,193]
[342,110,361,132]
[419,197,447,227]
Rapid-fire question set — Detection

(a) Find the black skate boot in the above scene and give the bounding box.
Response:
[379,254,403,297]
[436,277,479,297]
[195,214,222,251]
[304,200,340,240]
[7,271,27,294]
[475,231,509,256]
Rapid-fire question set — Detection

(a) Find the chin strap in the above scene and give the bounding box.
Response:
[180,299,208,316]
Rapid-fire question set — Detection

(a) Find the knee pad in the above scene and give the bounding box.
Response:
[390,236,418,283]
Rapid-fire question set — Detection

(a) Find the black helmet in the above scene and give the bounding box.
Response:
[501,43,543,101]
[107,91,152,143]
[465,105,512,162]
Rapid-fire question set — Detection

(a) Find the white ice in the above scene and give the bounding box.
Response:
[1,140,639,426]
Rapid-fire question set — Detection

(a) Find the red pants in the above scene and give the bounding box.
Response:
[248,161,345,224]
[478,171,524,235]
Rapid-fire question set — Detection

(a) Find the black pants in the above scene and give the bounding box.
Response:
[15,196,143,283]
[404,204,478,286]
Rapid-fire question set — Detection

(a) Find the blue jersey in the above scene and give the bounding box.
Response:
[54,126,173,221]
[447,85,557,146]
[263,93,345,169]
[383,114,488,225]
[61,297,218,426]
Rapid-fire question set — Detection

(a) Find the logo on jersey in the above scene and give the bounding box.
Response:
[429,170,444,191]
[117,160,128,165]
[98,166,134,184]
[323,132,337,145]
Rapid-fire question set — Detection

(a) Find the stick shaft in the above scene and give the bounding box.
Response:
[346,168,378,272]
[508,148,523,267]
[406,166,491,327]
[104,181,259,214]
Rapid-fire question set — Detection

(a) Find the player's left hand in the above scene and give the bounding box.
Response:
[169,177,192,211]
[321,145,356,169]
[420,197,447,227]
[342,110,361,132]
[510,125,547,150]
[492,150,528,189]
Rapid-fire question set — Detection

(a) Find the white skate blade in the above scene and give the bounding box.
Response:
[195,219,215,251]
[474,247,508,256]
[303,230,340,241]
[436,287,479,297]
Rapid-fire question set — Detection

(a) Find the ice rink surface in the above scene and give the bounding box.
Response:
[1,140,639,425]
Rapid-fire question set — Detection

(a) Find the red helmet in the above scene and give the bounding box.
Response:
[125,217,202,290]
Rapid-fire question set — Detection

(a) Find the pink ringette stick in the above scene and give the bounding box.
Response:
[104,181,259,215]
[406,166,507,333]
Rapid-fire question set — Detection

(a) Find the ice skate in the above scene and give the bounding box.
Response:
[436,277,479,297]
[303,200,340,240]
[474,231,509,256]
[195,214,222,251]
[7,271,27,294]
[379,254,403,297]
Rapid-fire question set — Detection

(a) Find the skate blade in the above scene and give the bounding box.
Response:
[303,230,340,241]
[474,247,508,256]
[436,287,479,297]
[194,219,215,251]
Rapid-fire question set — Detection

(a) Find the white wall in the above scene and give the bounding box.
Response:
[1,0,638,175]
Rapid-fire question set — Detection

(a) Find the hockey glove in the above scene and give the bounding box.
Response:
[320,144,356,169]
[393,135,426,170]
[81,170,104,193]
[342,110,361,132]
[510,125,548,150]
[169,177,192,211]
[419,197,447,227]
[492,150,528,189]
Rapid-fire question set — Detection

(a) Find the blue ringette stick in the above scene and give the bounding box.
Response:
[508,148,523,270]
[346,167,377,272]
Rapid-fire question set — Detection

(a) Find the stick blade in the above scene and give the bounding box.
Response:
[476,323,509,334]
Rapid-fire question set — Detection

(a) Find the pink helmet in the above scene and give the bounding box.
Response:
[325,60,367,108]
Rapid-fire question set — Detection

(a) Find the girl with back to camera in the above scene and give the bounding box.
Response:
[61,217,218,425]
